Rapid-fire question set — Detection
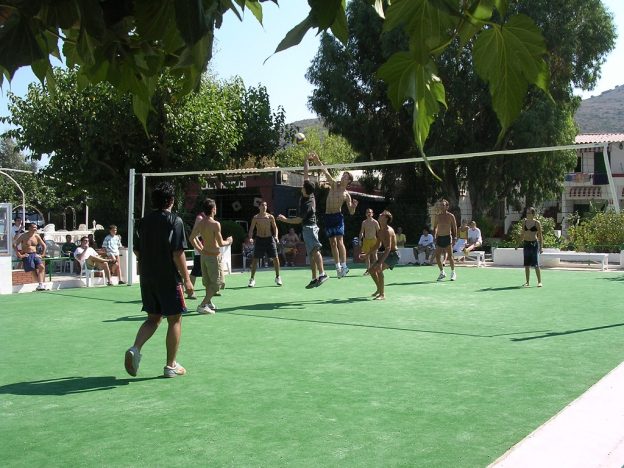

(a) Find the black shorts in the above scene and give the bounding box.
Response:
[190,254,202,277]
[253,236,278,259]
[141,283,187,316]
[523,241,540,267]
[436,235,451,248]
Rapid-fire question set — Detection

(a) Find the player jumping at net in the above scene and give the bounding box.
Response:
[277,154,329,289]
[367,210,399,300]
[308,153,358,278]
[247,200,282,287]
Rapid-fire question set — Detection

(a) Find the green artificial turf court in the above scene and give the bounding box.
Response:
[1,265,623,467]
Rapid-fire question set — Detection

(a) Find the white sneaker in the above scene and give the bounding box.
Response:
[450,271,457,281]
[124,346,141,377]
[437,271,446,281]
[341,266,350,278]
[208,301,217,311]
[336,268,342,278]
[248,278,255,288]
[275,276,283,286]
[197,303,215,315]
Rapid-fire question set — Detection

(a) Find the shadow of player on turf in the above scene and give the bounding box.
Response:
[0,376,160,396]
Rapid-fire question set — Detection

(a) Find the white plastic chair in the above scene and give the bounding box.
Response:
[79,260,105,287]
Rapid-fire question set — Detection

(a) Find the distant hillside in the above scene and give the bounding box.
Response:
[575,85,624,133]
[289,118,322,131]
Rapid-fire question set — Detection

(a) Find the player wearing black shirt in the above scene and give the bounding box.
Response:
[124,182,193,378]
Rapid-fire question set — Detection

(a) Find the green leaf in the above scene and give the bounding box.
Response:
[473,14,550,143]
[273,16,315,54]
[458,0,494,47]
[493,0,508,18]
[134,0,176,42]
[377,51,447,153]
[383,0,457,51]
[132,94,151,133]
[309,0,342,29]
[245,0,263,25]
[0,12,46,78]
[36,0,79,29]
[175,0,210,46]
[329,1,348,45]
[77,0,106,40]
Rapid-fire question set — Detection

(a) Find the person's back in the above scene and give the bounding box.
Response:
[138,210,186,286]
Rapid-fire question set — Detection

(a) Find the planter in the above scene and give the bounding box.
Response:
[492,248,522,266]
[492,247,560,267]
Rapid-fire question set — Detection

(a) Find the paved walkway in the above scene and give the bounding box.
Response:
[490,361,624,467]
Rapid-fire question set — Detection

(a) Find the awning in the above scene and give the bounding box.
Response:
[568,187,602,198]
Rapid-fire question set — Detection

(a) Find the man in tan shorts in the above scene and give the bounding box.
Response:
[359,208,380,274]
[433,199,458,281]
[189,198,233,314]
[309,153,358,278]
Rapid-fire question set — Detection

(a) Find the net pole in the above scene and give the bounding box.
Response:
[126,168,136,286]
[603,143,620,213]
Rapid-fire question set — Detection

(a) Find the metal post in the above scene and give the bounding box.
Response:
[127,169,136,286]
[141,175,146,217]
[603,144,620,213]
[0,170,25,228]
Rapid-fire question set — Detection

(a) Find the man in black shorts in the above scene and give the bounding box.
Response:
[124,182,193,378]
[247,201,282,287]
[433,199,458,281]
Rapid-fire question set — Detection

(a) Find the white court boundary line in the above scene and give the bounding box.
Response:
[490,361,624,468]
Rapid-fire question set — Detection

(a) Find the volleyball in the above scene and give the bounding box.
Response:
[294,132,306,144]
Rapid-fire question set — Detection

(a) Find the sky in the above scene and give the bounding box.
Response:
[1,0,623,128]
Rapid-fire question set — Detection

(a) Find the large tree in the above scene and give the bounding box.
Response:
[307,0,615,223]
[0,0,553,154]
[3,68,291,226]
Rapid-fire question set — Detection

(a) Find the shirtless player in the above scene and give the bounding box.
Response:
[13,222,47,291]
[189,198,233,314]
[367,210,399,300]
[359,208,380,274]
[309,153,358,278]
[248,200,282,287]
[433,199,458,281]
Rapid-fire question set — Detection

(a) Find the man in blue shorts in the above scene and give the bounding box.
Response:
[125,182,193,378]
[309,153,358,278]
[277,155,329,288]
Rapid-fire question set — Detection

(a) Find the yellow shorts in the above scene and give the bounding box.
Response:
[362,238,377,254]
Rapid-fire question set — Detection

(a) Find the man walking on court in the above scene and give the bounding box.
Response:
[125,182,193,378]
[277,154,329,288]
[434,199,458,281]
[309,153,358,278]
[189,198,233,314]
[247,200,282,287]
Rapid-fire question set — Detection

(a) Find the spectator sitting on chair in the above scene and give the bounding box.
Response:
[61,234,80,273]
[465,221,482,253]
[74,236,114,285]
[414,226,435,265]
[103,224,126,284]
[281,228,300,266]
[395,227,406,248]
